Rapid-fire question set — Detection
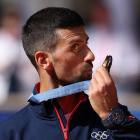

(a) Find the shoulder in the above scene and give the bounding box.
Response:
[0,104,31,131]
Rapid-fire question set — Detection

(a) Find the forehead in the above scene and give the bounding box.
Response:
[56,26,88,42]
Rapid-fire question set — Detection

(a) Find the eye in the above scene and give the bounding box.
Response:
[72,43,81,53]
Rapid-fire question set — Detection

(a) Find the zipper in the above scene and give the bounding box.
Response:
[53,96,87,140]
[54,106,69,140]
[63,129,68,140]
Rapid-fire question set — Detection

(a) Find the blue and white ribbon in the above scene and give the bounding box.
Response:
[29,80,90,103]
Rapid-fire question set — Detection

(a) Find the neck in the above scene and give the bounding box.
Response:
[57,94,79,115]
[39,70,59,93]
[39,70,80,115]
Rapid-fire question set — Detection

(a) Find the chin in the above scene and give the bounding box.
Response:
[83,72,92,80]
[75,74,92,83]
[59,74,92,86]
[82,76,92,81]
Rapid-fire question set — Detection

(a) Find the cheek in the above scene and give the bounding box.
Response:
[63,60,85,80]
[53,55,82,77]
[55,58,75,72]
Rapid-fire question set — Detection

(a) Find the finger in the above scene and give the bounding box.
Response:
[89,76,103,99]
[97,66,113,85]
[89,76,98,92]
[93,71,107,95]
[94,70,105,85]
[96,67,118,105]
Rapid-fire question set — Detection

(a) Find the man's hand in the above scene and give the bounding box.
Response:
[88,66,119,120]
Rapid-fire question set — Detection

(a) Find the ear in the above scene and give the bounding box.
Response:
[35,51,52,70]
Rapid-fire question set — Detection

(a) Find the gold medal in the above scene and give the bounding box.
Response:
[102,55,112,73]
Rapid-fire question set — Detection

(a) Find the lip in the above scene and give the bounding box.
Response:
[83,63,93,75]
[86,67,93,74]
[87,65,93,71]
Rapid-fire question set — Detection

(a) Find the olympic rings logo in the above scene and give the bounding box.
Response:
[91,130,110,140]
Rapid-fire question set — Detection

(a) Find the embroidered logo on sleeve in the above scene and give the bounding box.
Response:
[91,129,112,140]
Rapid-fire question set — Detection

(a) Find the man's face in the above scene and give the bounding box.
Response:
[50,26,95,85]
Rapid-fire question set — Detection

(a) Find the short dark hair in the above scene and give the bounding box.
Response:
[22,7,85,69]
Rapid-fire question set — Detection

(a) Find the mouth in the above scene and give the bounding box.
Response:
[85,62,93,72]
[87,61,93,68]
[84,65,93,78]
[86,68,93,75]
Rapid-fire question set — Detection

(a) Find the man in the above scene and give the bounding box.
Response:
[0,7,140,140]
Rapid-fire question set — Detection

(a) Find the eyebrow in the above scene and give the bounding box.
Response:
[68,35,89,44]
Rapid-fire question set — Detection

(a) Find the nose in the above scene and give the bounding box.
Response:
[84,48,95,62]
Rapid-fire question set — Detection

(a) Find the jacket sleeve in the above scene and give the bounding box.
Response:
[102,104,140,140]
